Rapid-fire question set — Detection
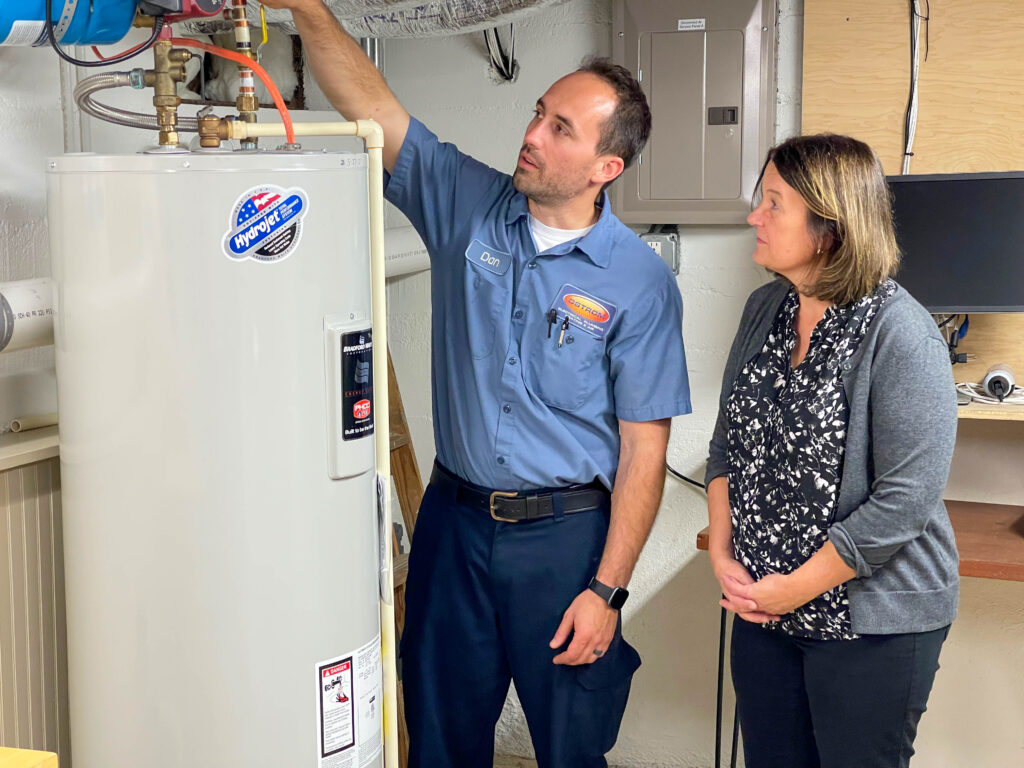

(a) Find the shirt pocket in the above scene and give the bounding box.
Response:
[460,262,506,360]
[522,315,605,411]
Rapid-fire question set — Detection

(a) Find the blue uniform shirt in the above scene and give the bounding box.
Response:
[385,118,691,490]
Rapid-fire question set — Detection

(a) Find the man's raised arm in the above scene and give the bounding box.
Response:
[261,0,410,171]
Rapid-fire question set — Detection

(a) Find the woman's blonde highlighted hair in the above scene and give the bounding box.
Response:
[758,134,901,306]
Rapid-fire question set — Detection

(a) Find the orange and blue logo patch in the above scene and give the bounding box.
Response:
[550,284,617,339]
[563,293,611,323]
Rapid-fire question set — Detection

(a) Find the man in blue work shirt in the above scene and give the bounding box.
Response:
[264,2,691,765]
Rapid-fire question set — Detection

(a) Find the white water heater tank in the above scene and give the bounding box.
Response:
[47,150,384,768]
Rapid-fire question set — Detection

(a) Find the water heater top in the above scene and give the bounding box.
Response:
[47,150,368,174]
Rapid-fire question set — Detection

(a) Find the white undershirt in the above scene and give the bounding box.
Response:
[529,214,596,253]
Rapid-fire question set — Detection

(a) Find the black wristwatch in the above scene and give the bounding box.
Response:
[588,577,629,610]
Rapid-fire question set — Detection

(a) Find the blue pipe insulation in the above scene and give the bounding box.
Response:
[0,0,140,46]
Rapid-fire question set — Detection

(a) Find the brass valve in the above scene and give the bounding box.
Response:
[144,41,193,147]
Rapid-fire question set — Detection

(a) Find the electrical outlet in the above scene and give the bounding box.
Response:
[641,231,680,274]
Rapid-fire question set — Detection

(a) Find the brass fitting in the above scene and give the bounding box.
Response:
[197,114,235,149]
[145,41,193,147]
[236,93,260,115]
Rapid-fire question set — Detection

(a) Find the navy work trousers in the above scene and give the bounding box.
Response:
[731,618,950,768]
[400,465,640,768]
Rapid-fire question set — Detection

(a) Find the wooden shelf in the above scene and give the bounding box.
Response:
[696,526,709,552]
[957,401,1024,421]
[695,500,1024,582]
[948,500,1024,581]
[0,425,59,472]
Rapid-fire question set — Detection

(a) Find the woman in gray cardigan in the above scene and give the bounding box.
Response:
[705,134,958,768]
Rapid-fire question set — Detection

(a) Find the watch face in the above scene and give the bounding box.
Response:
[609,587,629,610]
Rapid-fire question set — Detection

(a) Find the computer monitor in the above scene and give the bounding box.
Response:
[887,171,1024,313]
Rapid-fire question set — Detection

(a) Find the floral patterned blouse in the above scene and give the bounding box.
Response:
[725,280,896,640]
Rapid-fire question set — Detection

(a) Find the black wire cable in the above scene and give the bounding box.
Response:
[902,0,918,166]
[918,0,931,61]
[715,605,726,768]
[46,4,165,68]
[482,26,516,82]
[665,463,706,490]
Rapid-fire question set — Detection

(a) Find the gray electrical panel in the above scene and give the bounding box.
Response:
[611,0,777,225]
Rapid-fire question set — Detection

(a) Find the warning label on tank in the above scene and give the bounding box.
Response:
[316,635,383,768]
[222,184,309,263]
[1,20,48,47]
[341,330,374,441]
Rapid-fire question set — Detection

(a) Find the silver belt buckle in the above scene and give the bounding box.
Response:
[489,490,519,523]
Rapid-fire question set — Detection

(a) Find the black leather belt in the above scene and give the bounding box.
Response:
[430,462,609,523]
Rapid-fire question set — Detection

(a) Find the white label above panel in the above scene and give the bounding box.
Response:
[677,18,706,32]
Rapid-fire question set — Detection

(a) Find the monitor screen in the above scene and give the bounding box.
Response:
[887,171,1024,313]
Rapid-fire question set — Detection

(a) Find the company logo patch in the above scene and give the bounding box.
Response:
[223,184,309,263]
[465,239,511,276]
[563,293,611,323]
[550,284,618,340]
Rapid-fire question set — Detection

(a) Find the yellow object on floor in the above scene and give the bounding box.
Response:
[0,748,58,768]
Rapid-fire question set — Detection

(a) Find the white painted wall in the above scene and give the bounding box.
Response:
[0,1,1021,765]
[0,46,60,427]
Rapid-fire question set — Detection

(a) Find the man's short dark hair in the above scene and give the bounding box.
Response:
[576,56,652,169]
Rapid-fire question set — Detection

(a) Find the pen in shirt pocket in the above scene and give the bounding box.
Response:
[557,315,569,348]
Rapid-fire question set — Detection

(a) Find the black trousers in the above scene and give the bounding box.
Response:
[401,471,640,768]
[731,618,950,768]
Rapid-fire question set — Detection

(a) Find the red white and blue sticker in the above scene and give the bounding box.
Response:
[223,184,309,263]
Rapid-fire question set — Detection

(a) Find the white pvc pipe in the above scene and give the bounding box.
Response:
[10,412,58,432]
[230,117,399,768]
[384,225,430,279]
[0,278,55,353]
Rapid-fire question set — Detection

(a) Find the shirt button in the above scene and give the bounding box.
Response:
[527,262,538,269]
[497,456,506,465]
[513,309,524,319]
[503,404,512,413]
[508,356,517,366]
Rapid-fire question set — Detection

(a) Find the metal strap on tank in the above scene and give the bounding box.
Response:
[53,0,79,44]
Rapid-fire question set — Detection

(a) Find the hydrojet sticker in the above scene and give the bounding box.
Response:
[223,185,309,263]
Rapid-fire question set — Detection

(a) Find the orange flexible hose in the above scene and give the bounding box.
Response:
[169,36,295,144]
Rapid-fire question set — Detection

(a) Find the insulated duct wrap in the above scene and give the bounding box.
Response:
[185,0,570,38]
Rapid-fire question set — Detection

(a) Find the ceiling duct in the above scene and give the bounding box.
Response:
[184,0,571,38]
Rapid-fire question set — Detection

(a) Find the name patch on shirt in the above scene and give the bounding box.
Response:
[465,239,511,276]
[551,284,617,340]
